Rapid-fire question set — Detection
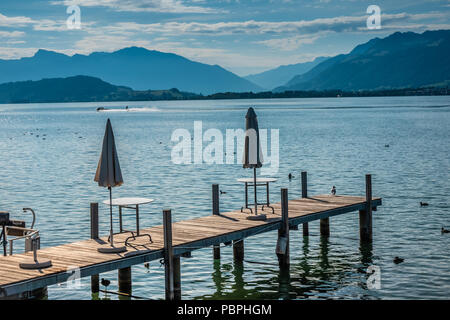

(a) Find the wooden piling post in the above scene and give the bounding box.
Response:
[212,184,220,260]
[90,203,99,298]
[320,218,330,237]
[118,267,132,299]
[29,287,48,300]
[233,240,244,262]
[359,174,373,242]
[276,188,290,267]
[173,256,181,300]
[163,209,175,300]
[301,172,309,236]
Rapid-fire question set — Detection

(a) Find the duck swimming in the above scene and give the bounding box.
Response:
[393,257,404,264]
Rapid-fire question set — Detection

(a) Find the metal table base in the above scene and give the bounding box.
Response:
[240,181,275,214]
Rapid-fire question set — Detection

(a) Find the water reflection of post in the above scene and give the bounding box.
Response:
[212,260,224,297]
[299,236,311,283]
[359,241,373,265]
[232,260,245,296]
[319,236,330,274]
[278,263,291,300]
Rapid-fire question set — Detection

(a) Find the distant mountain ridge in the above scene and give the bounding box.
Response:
[0,75,198,103]
[0,47,261,95]
[276,30,450,92]
[0,75,447,104]
[244,56,328,90]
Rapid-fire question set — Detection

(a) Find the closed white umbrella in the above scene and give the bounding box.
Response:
[242,107,266,220]
[95,118,126,253]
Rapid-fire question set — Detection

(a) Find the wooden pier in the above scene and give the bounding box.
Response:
[0,173,381,299]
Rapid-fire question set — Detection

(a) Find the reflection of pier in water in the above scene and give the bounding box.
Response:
[196,235,375,300]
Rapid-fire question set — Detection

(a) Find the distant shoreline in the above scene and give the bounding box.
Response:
[1,86,448,105]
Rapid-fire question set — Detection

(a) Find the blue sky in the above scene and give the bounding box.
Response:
[0,0,449,75]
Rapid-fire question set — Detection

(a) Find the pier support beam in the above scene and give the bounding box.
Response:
[118,267,132,299]
[320,218,330,237]
[233,240,244,262]
[359,174,373,242]
[276,188,290,267]
[301,172,309,236]
[163,209,175,300]
[91,275,99,299]
[29,287,48,300]
[173,256,181,300]
[90,203,99,299]
[212,184,221,260]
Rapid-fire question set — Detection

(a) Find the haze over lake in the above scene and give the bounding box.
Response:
[0,96,449,299]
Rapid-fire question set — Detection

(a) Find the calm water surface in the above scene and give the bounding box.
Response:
[0,96,449,300]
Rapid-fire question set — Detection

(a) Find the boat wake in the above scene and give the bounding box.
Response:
[97,107,160,113]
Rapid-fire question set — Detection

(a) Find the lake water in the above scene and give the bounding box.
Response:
[0,96,449,300]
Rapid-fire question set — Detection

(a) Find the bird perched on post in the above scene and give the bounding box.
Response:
[331,186,336,196]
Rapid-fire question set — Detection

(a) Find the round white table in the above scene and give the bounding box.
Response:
[237,178,277,214]
[103,197,155,245]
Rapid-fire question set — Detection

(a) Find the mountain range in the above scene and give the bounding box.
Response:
[0,30,448,99]
[275,30,450,92]
[0,47,261,95]
[244,56,328,90]
[1,74,447,104]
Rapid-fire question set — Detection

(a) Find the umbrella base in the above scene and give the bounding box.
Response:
[19,260,52,270]
[246,214,267,221]
[97,246,127,254]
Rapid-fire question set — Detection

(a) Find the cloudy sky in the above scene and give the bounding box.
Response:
[0,0,449,75]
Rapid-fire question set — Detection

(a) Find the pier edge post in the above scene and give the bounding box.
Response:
[301,172,309,236]
[212,184,220,260]
[276,188,290,267]
[163,209,175,300]
[90,202,99,239]
[320,218,330,237]
[359,174,373,242]
[233,239,244,262]
[118,267,132,299]
[90,203,99,299]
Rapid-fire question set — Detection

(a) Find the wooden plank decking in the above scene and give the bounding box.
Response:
[0,194,381,297]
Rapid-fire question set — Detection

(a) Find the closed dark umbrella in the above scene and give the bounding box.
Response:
[242,107,265,219]
[95,118,126,253]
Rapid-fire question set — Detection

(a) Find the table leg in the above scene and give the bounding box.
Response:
[136,205,140,236]
[266,182,270,206]
[245,182,248,209]
[119,206,123,233]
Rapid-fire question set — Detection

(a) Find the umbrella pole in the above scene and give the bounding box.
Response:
[253,167,257,215]
[109,186,114,247]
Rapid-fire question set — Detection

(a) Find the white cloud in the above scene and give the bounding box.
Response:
[51,0,220,13]
[87,12,448,37]
[255,34,321,51]
[0,30,25,38]
[0,13,34,27]
[0,47,39,59]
